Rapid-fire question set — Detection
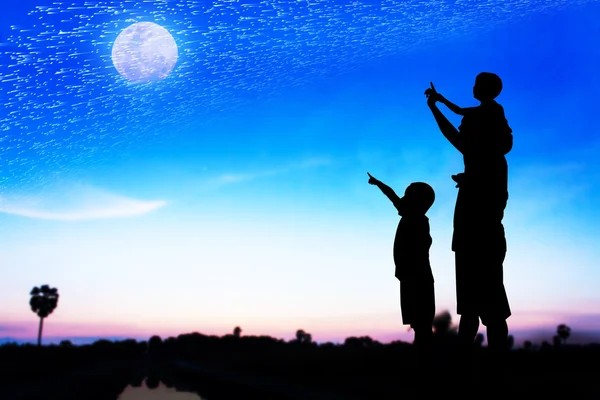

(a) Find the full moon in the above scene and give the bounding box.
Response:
[111,22,178,84]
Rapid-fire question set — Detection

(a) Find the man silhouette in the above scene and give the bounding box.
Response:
[424,75,512,384]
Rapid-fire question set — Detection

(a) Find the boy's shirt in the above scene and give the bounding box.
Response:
[458,101,512,155]
[455,100,512,194]
[393,214,433,282]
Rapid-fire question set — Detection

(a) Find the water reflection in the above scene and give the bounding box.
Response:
[118,379,205,400]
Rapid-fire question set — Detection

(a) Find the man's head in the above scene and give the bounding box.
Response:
[473,72,503,102]
[402,182,435,215]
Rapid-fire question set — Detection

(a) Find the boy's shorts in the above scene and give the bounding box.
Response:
[400,279,435,327]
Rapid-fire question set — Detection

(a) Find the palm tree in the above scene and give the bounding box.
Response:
[29,285,59,346]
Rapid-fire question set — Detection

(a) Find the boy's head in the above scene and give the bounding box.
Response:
[402,182,435,215]
[473,72,503,102]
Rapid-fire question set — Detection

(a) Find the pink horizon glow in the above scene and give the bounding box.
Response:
[4,309,600,345]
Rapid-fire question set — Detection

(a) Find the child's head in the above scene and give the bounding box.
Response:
[473,72,503,102]
[402,182,435,215]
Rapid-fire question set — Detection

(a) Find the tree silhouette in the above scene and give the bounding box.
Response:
[29,285,59,346]
[541,340,551,351]
[432,310,456,336]
[344,336,376,348]
[524,340,532,350]
[295,329,312,344]
[233,326,242,338]
[553,335,561,347]
[557,324,571,345]
[148,335,162,358]
[507,335,514,350]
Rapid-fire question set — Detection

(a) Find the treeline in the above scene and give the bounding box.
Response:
[1,328,600,399]
[1,323,599,386]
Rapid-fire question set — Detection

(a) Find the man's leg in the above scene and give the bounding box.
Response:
[482,318,509,394]
[458,314,480,345]
[486,318,508,351]
[481,247,510,391]
[457,314,479,380]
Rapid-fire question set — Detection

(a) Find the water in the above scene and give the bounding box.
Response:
[117,380,205,400]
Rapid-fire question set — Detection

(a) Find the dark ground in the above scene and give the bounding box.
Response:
[1,334,599,399]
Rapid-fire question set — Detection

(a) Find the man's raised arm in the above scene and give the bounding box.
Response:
[428,102,464,154]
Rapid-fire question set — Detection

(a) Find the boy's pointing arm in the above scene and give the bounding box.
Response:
[368,173,403,215]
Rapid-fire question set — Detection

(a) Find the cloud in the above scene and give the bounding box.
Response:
[212,156,333,186]
[0,184,166,221]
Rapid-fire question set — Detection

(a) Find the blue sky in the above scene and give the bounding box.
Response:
[0,0,599,345]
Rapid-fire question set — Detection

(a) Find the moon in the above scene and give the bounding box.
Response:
[111,22,178,84]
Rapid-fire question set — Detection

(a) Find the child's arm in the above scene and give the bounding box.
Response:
[439,95,466,116]
[424,83,465,115]
[367,173,403,214]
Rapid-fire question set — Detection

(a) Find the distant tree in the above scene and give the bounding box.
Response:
[233,326,242,338]
[432,311,452,335]
[523,340,533,350]
[345,336,376,348]
[474,333,485,347]
[296,329,305,342]
[553,335,561,347]
[557,324,571,345]
[432,310,457,337]
[295,329,312,344]
[148,335,162,356]
[541,340,551,351]
[507,335,514,350]
[29,285,59,346]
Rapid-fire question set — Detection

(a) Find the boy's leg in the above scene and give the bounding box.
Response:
[413,323,433,379]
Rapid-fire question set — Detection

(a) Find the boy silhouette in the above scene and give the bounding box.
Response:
[425,73,512,384]
[367,172,435,372]
[425,73,513,188]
